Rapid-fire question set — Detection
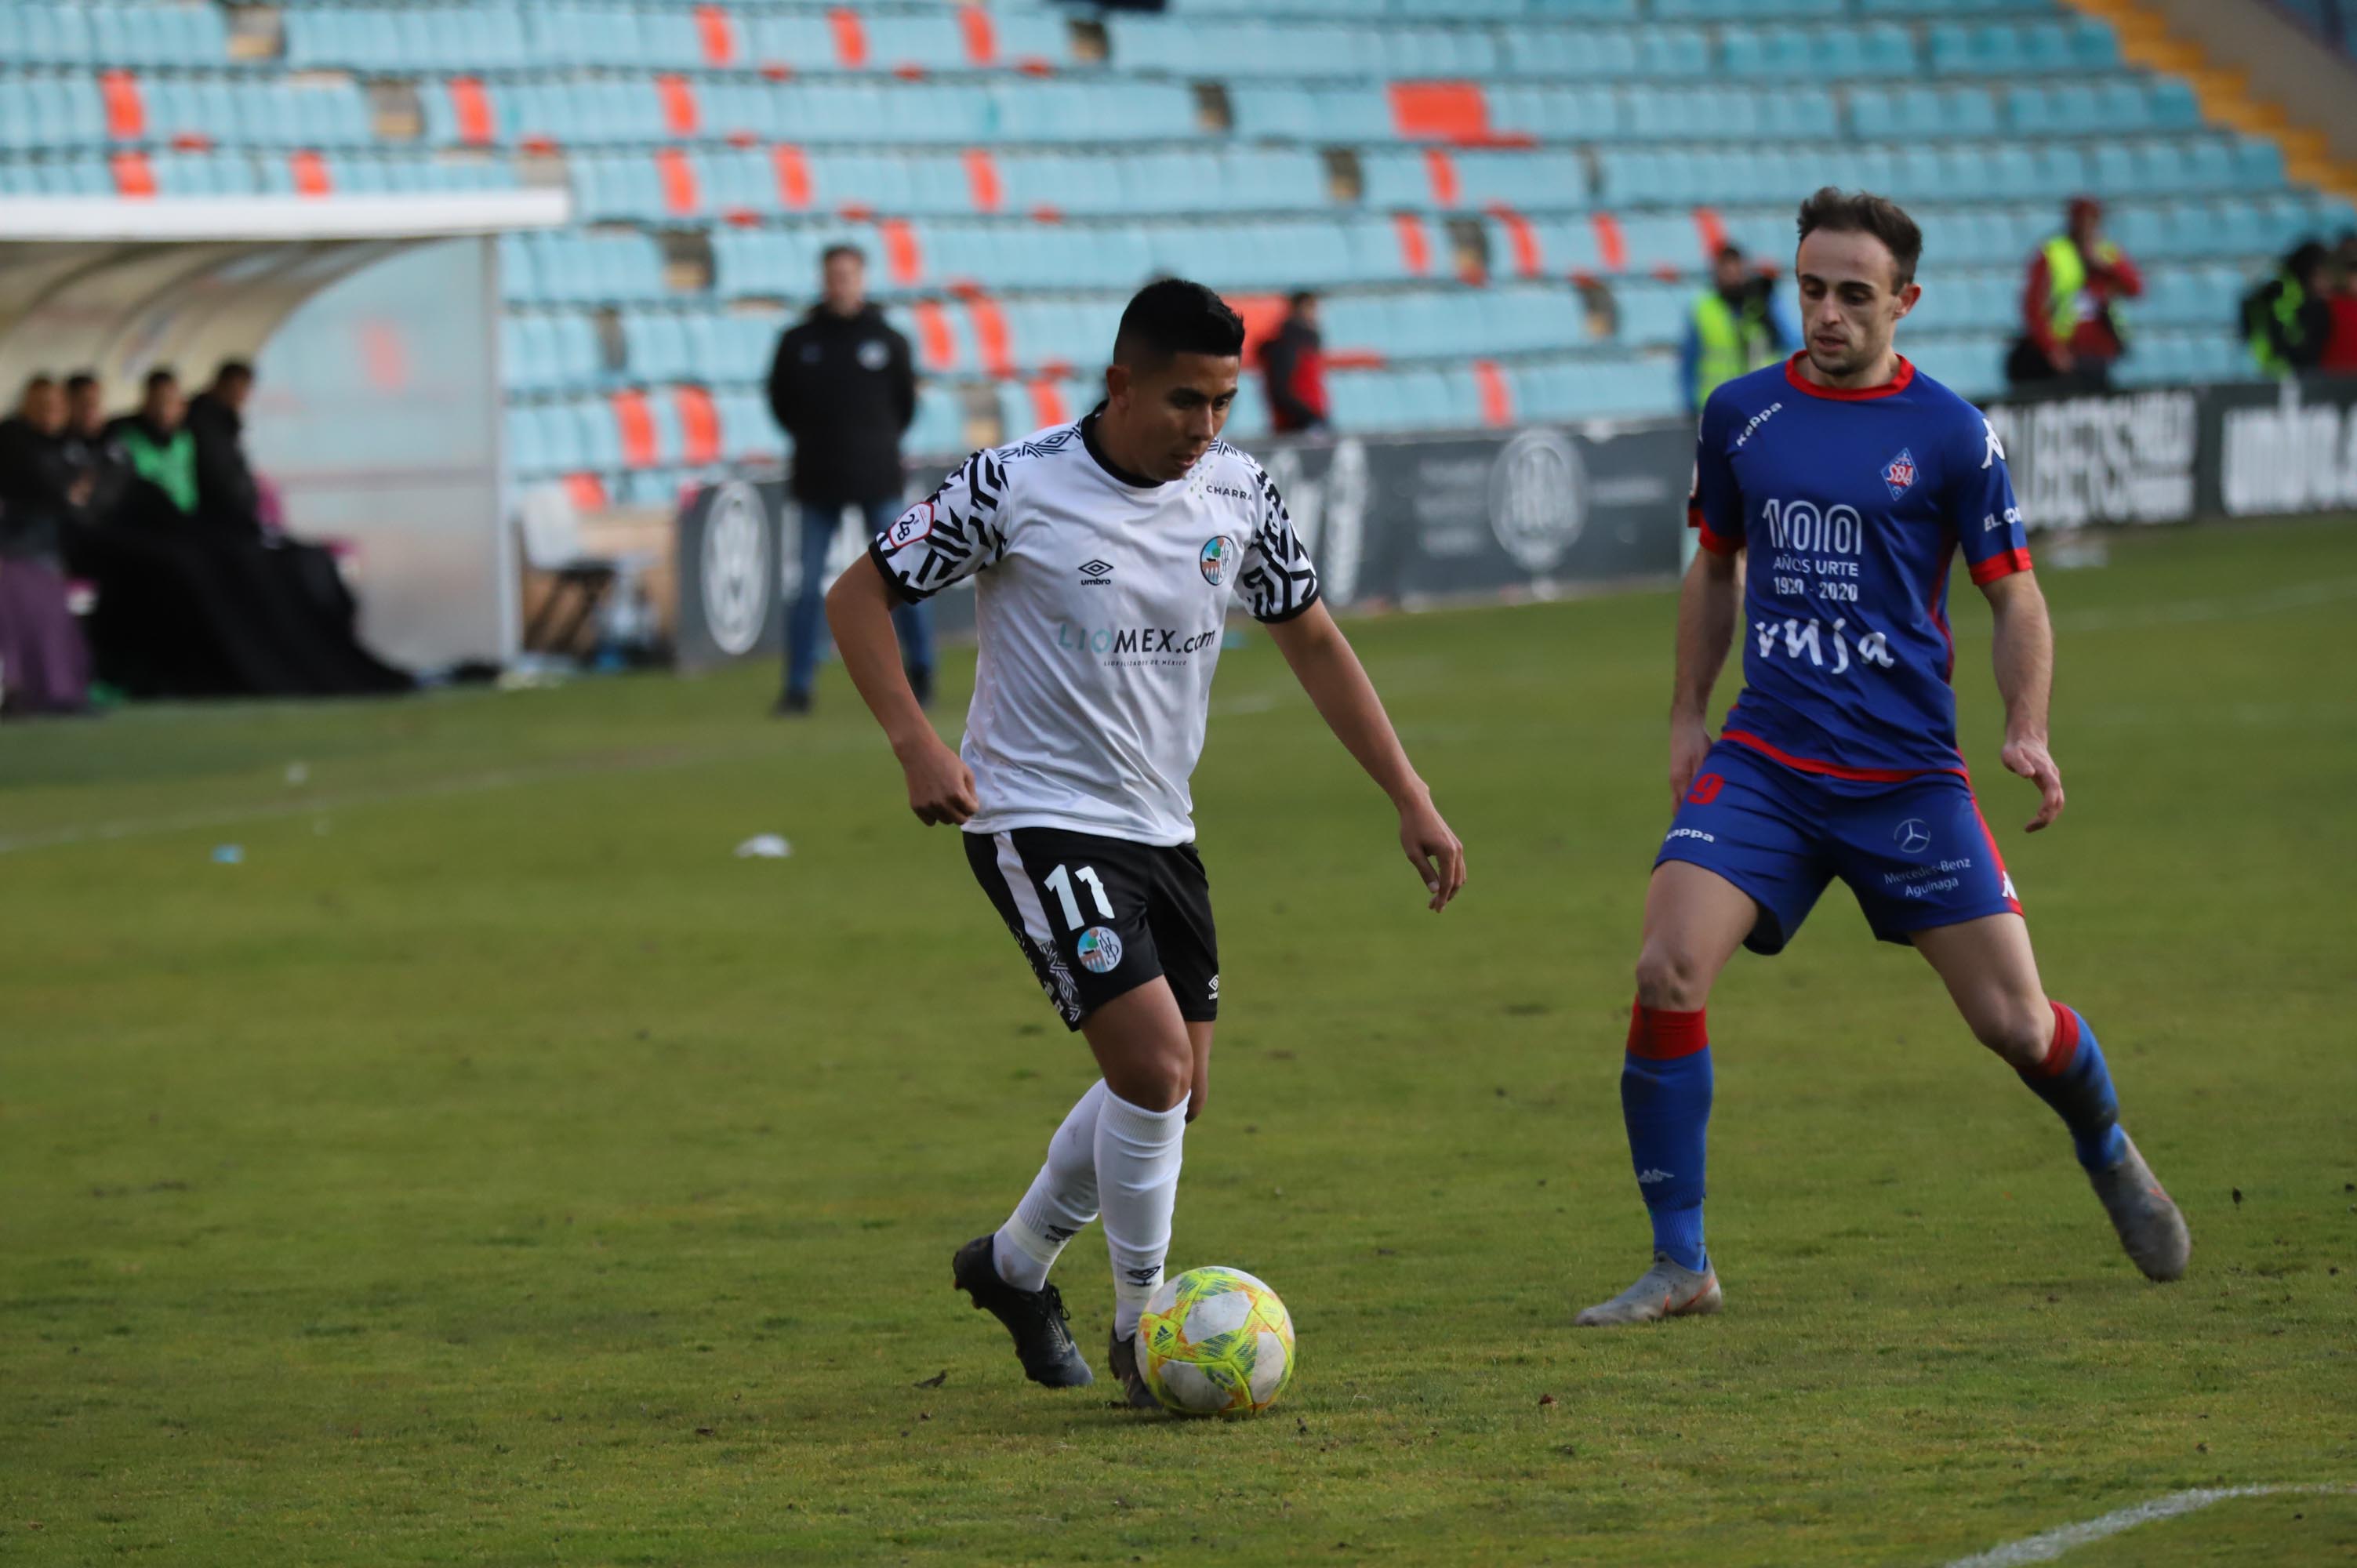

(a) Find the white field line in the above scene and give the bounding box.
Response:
[1942,1483,2353,1567]
[0,736,810,856]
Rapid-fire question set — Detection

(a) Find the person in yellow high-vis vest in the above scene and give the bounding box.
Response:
[2009,197,2142,393]
[1680,243,1797,416]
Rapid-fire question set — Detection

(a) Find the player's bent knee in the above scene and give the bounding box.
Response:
[1970,1004,2051,1071]
[1633,946,1713,1013]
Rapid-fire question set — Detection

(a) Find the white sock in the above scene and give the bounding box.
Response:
[1094,1087,1187,1340]
[993,1081,1106,1292]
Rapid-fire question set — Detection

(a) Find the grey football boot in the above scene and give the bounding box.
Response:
[1574,1251,1723,1327]
[1106,1326,1161,1410]
[2087,1131,2191,1281]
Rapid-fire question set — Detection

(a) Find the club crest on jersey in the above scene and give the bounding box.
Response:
[1199,535,1236,586]
[1880,448,1918,500]
[1077,926,1124,974]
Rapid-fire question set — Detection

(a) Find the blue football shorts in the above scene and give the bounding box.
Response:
[1654,739,2024,955]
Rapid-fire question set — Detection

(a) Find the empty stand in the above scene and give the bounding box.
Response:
[3,0,2347,504]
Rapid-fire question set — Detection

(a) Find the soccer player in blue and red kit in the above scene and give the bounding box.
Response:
[1578,190,2191,1326]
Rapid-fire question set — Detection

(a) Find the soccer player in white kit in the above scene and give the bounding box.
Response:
[828,281,1467,1405]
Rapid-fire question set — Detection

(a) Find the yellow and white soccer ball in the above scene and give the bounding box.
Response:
[1135,1265,1295,1417]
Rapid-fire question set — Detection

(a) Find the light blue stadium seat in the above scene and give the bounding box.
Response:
[21,5,94,66]
[2070,18,2122,69]
[2146,78,2202,131]
[2232,139,2286,191]
[906,387,963,459]
[2020,22,2075,73]
[505,405,547,477]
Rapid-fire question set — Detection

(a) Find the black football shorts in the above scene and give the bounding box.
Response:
[964,826,1220,1031]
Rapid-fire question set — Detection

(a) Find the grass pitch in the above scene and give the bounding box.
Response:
[3,517,2352,1566]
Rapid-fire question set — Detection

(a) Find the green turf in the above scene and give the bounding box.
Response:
[3,517,2352,1566]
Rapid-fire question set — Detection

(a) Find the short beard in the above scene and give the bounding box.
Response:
[1809,339,1881,380]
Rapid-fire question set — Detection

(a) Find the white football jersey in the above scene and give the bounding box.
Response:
[870,415,1320,847]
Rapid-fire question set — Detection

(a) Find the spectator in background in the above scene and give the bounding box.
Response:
[2321,231,2357,376]
[0,374,94,715]
[2243,240,2333,379]
[2010,197,2141,393]
[1262,290,1330,434]
[1680,243,1796,416]
[107,369,200,515]
[59,372,129,522]
[186,359,263,537]
[765,242,932,717]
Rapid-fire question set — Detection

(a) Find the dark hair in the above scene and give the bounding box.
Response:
[2288,239,2328,275]
[64,371,99,395]
[143,367,179,394]
[214,358,254,386]
[1715,242,1745,264]
[1288,289,1318,310]
[1113,278,1244,368]
[820,243,865,269]
[21,372,56,394]
[1796,187,1923,287]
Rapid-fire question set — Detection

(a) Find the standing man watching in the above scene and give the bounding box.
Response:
[1680,244,1797,419]
[2010,197,2141,393]
[766,244,932,715]
[2243,241,2333,379]
[1260,290,1329,434]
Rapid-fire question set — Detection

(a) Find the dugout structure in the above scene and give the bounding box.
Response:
[0,190,567,670]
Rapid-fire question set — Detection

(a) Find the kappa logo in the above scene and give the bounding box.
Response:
[1733,401,1783,449]
[1981,416,2007,470]
[1882,448,1919,499]
[1078,558,1113,586]
[1636,1168,1676,1184]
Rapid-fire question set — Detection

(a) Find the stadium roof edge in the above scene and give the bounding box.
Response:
[0,190,572,245]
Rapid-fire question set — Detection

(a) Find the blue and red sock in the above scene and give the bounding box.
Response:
[1622,1000,1713,1272]
[2018,1002,2127,1173]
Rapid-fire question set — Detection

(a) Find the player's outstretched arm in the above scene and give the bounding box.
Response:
[826,554,977,826]
[1262,601,1465,913]
[1669,545,1743,808]
[1982,568,2065,833]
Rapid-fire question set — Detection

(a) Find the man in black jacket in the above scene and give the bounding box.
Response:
[1261,290,1329,434]
[765,244,932,714]
[186,359,263,537]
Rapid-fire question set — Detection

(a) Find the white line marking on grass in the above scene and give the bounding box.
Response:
[0,738,810,856]
[1943,1483,2352,1566]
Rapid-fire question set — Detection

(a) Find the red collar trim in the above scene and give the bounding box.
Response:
[1783,352,1915,401]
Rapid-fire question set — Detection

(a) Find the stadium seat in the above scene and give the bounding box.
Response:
[5,0,2312,478]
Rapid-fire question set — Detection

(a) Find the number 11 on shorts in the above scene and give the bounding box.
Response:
[1042,864,1114,931]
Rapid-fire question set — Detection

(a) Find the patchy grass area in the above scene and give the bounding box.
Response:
[4,517,2352,1565]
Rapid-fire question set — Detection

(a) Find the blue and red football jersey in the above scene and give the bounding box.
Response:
[1689,354,2032,780]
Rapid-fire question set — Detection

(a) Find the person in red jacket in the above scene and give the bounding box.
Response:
[1260,291,1329,434]
[2009,197,2143,393]
[2322,232,2357,376]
